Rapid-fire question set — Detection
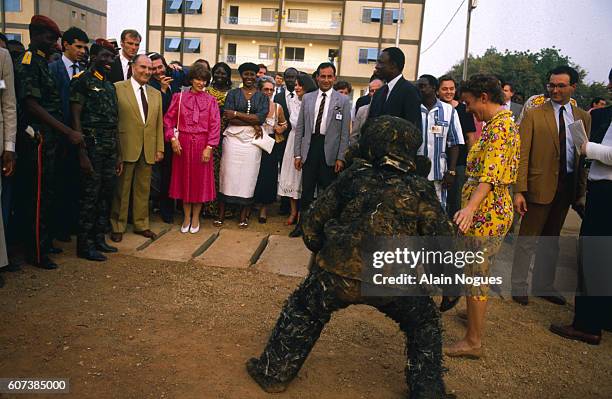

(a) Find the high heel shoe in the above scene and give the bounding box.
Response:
[286,214,297,225]
[189,223,200,234]
[180,223,190,233]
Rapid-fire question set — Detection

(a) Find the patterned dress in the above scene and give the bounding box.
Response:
[461,109,520,297]
[204,86,230,217]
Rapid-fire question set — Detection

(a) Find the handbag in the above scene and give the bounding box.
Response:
[172,90,183,140]
[252,132,275,154]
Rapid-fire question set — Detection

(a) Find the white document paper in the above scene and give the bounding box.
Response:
[568,119,588,155]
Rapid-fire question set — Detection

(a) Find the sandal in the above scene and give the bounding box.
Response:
[239,220,249,229]
[213,219,223,227]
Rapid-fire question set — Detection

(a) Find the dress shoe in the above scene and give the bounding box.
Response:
[289,225,302,238]
[110,232,123,242]
[444,345,482,359]
[2,262,22,272]
[537,294,566,305]
[512,295,529,306]
[440,296,460,312]
[0,274,5,288]
[77,250,107,262]
[549,323,601,345]
[189,224,200,234]
[134,229,157,239]
[161,214,174,224]
[96,241,118,253]
[30,256,58,270]
[258,216,267,224]
[180,223,190,233]
[246,358,289,393]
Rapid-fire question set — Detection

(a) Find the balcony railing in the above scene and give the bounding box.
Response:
[224,16,276,26]
[222,16,340,30]
[224,55,275,66]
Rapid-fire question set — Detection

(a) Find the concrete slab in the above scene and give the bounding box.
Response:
[107,222,171,256]
[254,235,313,277]
[137,225,218,262]
[194,229,268,269]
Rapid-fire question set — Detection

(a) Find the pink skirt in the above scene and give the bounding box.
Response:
[169,131,216,203]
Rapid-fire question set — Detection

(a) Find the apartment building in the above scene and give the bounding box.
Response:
[0,0,107,45]
[147,0,425,97]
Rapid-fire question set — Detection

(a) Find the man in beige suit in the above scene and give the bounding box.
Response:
[110,54,163,242]
[0,46,17,285]
[512,66,591,306]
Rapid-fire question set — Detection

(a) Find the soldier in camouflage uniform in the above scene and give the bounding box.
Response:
[14,16,85,269]
[69,39,119,262]
[247,116,456,399]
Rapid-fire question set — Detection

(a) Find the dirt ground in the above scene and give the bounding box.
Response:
[0,214,611,399]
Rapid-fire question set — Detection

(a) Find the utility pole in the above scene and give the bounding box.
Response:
[462,0,477,81]
[394,0,404,47]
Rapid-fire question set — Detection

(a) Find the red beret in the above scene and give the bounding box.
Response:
[90,38,117,56]
[30,15,61,37]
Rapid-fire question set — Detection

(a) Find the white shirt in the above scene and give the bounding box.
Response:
[62,54,80,79]
[120,52,130,80]
[130,77,148,123]
[285,89,299,117]
[312,88,333,135]
[503,100,512,111]
[586,123,612,181]
[386,74,403,100]
[551,101,575,173]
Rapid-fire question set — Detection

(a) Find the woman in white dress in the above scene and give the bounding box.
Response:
[216,62,269,228]
[277,74,318,225]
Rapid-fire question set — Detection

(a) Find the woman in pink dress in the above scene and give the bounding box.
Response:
[163,64,221,234]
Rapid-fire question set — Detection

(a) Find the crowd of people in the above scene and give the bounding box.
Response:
[0,14,610,398]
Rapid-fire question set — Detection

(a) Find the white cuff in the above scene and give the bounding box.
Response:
[4,141,15,152]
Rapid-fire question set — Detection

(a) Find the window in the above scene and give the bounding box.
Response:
[331,10,342,28]
[358,48,379,64]
[287,9,308,24]
[362,8,403,24]
[185,0,203,14]
[227,43,237,63]
[285,47,305,62]
[183,38,201,53]
[228,5,239,24]
[261,8,278,23]
[164,37,181,52]
[165,0,181,13]
[4,0,21,12]
[5,33,22,42]
[81,13,86,21]
[71,10,77,18]
[259,45,275,60]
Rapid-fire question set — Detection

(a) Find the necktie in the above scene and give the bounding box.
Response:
[71,64,78,78]
[127,65,132,80]
[314,92,327,135]
[558,106,567,184]
[290,92,294,98]
[381,85,390,101]
[140,86,148,122]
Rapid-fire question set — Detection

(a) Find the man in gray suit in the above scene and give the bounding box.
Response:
[292,63,351,237]
[0,46,17,286]
[502,81,522,120]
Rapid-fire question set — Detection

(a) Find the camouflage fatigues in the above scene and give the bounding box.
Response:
[249,116,455,399]
[14,46,63,261]
[69,68,118,253]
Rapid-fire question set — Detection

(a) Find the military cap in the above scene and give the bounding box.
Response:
[30,15,61,37]
[90,38,117,56]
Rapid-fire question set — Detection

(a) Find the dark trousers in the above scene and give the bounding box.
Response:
[159,141,174,222]
[511,177,573,295]
[574,180,612,334]
[300,135,336,213]
[77,131,117,253]
[251,266,446,399]
[52,137,80,238]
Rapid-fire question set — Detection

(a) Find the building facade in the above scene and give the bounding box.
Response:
[0,0,107,45]
[147,0,425,97]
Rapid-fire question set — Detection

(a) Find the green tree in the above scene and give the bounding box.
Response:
[447,47,608,109]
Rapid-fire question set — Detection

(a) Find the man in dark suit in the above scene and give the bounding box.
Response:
[48,27,89,243]
[274,67,299,215]
[109,29,141,83]
[502,81,523,120]
[368,47,421,131]
[292,63,351,237]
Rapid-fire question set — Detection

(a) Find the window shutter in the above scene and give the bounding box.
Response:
[383,9,393,25]
[362,8,371,23]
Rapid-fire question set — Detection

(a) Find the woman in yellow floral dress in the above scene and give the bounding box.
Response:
[445,74,520,359]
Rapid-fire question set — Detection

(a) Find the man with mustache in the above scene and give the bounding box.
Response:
[69,39,121,261]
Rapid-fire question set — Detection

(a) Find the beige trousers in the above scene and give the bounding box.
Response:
[110,153,152,233]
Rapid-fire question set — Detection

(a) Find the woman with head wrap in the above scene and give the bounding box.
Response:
[215,62,269,228]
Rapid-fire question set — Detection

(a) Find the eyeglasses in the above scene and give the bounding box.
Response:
[546,83,571,90]
[262,87,275,92]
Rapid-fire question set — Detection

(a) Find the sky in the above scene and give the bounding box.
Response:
[107,0,612,83]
